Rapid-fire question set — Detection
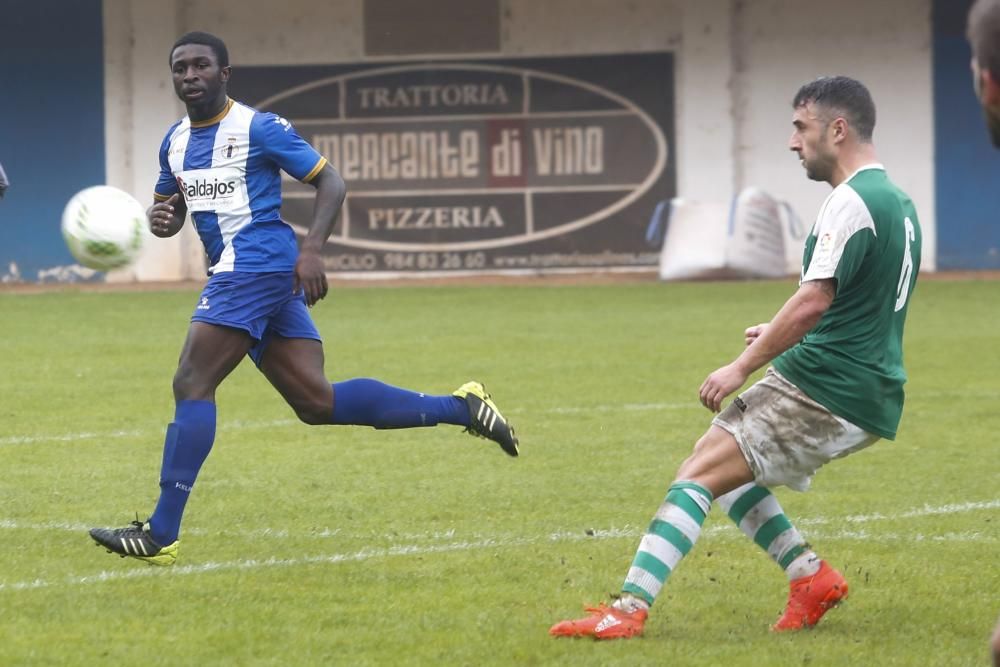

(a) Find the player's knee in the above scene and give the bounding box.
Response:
[679,432,716,468]
[290,397,331,425]
[294,407,330,425]
[677,438,712,479]
[675,429,749,492]
[172,364,212,401]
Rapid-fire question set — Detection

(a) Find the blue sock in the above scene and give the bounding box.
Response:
[330,378,470,429]
[148,400,216,545]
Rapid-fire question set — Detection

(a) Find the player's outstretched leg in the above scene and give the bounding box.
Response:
[452,381,519,457]
[261,337,520,456]
[550,482,712,639]
[89,520,179,566]
[329,378,519,457]
[716,483,847,630]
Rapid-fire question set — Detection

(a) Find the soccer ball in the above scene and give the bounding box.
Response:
[61,185,148,271]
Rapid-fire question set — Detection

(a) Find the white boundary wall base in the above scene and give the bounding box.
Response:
[103,0,205,282]
[102,0,935,281]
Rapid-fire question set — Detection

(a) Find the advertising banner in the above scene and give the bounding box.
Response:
[230,53,675,274]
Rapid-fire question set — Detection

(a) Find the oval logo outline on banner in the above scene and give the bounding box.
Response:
[257,62,668,252]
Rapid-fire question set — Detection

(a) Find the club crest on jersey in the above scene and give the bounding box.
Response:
[218,137,241,160]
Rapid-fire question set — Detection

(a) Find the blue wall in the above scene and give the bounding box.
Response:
[0,0,106,278]
[934,0,1000,269]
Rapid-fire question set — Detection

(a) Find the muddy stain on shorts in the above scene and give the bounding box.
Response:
[713,368,879,491]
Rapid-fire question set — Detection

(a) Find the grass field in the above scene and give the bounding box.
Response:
[1,278,997,666]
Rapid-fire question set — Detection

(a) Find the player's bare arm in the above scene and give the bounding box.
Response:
[148,193,187,238]
[295,163,346,306]
[744,322,769,345]
[699,278,835,412]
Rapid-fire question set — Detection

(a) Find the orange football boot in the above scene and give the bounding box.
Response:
[772,560,848,631]
[549,604,648,640]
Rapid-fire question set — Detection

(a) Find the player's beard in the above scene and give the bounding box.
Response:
[973,68,1000,148]
[800,132,836,183]
[803,151,835,183]
[983,104,1000,148]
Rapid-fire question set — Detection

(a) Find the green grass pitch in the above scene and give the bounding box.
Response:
[0,278,997,665]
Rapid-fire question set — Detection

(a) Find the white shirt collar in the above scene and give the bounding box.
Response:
[844,163,885,182]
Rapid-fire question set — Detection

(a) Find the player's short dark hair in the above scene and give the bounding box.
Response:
[968,0,1000,75]
[792,76,876,142]
[169,31,229,68]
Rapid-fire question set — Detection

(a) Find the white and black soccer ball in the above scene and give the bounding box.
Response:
[61,185,148,271]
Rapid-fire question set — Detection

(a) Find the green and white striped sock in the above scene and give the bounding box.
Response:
[716,483,819,580]
[620,481,713,606]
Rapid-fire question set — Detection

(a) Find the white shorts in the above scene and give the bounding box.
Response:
[712,368,879,492]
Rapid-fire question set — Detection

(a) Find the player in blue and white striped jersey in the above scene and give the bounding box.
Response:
[153,94,326,275]
[89,32,519,566]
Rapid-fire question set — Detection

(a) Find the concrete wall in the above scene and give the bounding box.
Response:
[104,0,196,281]
[737,0,936,270]
[102,0,937,279]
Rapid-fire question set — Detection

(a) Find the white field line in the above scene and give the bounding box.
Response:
[0,429,146,446]
[2,499,997,540]
[0,527,994,594]
[0,419,299,447]
[2,530,643,593]
[544,402,694,414]
[0,403,697,447]
[0,539,527,592]
[1,499,996,593]
[0,389,985,448]
[779,499,1000,527]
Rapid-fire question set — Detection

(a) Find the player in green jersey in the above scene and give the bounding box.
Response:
[550,76,921,640]
[966,2,1000,664]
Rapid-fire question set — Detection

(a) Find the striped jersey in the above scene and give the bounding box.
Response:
[154,98,327,274]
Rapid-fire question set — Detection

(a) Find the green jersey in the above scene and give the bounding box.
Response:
[773,165,921,439]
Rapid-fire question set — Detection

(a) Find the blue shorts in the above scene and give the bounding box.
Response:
[190,271,321,366]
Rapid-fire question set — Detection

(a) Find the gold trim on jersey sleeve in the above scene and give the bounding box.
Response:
[302,157,328,183]
[153,192,171,202]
